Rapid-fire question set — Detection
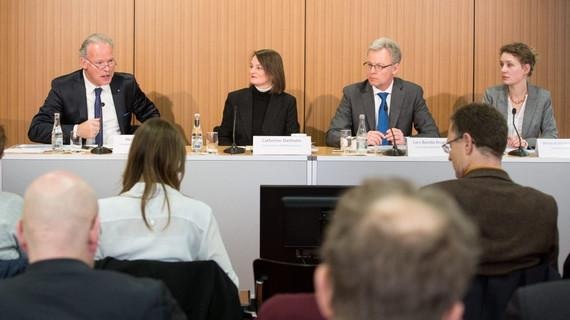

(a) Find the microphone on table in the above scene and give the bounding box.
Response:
[507,108,528,157]
[224,105,245,154]
[91,102,112,154]
[382,127,405,156]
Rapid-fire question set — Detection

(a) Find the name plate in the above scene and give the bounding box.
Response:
[537,139,570,158]
[253,136,311,155]
[406,137,448,157]
[112,135,134,154]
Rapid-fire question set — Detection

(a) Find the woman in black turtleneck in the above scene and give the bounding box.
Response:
[218,49,300,146]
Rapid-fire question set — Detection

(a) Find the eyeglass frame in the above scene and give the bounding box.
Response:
[441,136,462,154]
[362,61,394,72]
[83,57,117,70]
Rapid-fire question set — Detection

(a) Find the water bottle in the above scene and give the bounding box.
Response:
[51,112,63,151]
[191,113,203,153]
[356,114,367,154]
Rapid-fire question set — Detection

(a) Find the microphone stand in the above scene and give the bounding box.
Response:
[507,108,528,157]
[224,105,245,154]
[91,112,112,154]
[381,128,405,156]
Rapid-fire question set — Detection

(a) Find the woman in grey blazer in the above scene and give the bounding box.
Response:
[483,42,558,148]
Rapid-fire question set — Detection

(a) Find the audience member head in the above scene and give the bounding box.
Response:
[365,37,401,91]
[18,171,99,266]
[79,33,116,87]
[0,125,5,158]
[314,179,479,320]
[121,118,186,229]
[500,42,537,79]
[250,49,286,94]
[445,102,507,178]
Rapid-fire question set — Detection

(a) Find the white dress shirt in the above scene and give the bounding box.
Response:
[507,96,527,138]
[372,80,394,132]
[96,183,239,287]
[83,72,121,145]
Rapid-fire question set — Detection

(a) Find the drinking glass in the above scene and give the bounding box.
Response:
[206,132,218,154]
[68,131,82,151]
[340,129,351,152]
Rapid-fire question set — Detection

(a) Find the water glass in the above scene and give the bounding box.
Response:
[206,132,218,154]
[340,129,351,152]
[68,131,82,151]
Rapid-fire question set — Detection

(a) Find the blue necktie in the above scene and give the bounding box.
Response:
[377,92,389,145]
[94,87,103,146]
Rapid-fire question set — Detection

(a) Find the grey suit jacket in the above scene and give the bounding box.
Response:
[325,78,439,147]
[483,84,558,147]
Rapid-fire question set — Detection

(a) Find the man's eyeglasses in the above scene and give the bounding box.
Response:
[362,62,394,72]
[441,137,462,154]
[84,58,117,70]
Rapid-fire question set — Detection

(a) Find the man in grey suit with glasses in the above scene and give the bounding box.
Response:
[326,37,439,148]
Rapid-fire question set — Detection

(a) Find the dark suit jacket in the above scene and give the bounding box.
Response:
[483,84,558,147]
[0,258,186,320]
[28,69,159,144]
[504,280,570,320]
[325,78,439,147]
[218,87,300,146]
[428,168,558,275]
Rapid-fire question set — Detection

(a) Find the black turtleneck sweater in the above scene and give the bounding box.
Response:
[251,86,271,136]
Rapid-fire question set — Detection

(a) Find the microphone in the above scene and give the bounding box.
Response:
[381,127,405,156]
[507,108,528,157]
[101,102,105,107]
[224,105,245,154]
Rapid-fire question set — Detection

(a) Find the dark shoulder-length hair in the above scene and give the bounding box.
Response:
[121,118,186,230]
[254,49,286,94]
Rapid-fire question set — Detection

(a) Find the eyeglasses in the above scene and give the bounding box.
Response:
[84,58,117,70]
[441,137,462,154]
[362,62,394,72]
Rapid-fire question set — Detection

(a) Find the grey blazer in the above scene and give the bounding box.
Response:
[483,84,558,147]
[325,78,439,147]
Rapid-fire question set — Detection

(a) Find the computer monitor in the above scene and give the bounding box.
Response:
[260,185,352,264]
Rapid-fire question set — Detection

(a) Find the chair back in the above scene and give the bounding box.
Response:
[463,261,561,320]
[95,257,242,320]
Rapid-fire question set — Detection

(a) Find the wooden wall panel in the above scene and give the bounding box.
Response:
[305,0,474,145]
[474,0,570,139]
[0,0,134,147]
[134,0,306,142]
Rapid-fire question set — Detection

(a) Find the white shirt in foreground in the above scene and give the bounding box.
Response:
[96,182,239,287]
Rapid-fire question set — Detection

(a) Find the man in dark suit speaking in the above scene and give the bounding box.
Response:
[326,37,439,147]
[28,33,159,145]
[0,171,185,319]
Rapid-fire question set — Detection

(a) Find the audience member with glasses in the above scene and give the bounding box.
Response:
[28,33,159,146]
[428,102,558,319]
[326,37,439,148]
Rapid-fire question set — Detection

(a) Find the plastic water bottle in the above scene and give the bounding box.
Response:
[51,112,63,151]
[191,113,203,153]
[356,114,367,154]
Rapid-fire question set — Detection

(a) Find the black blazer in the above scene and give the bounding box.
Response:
[218,87,300,146]
[504,280,570,320]
[28,69,160,144]
[0,259,186,320]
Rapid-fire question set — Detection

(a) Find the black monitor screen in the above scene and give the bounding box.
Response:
[260,185,352,264]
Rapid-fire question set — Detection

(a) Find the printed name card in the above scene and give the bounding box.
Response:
[253,136,311,155]
[406,137,448,157]
[536,139,570,158]
[112,135,134,154]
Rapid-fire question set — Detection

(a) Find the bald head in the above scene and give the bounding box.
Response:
[19,171,99,264]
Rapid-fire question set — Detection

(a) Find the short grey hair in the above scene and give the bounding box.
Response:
[79,33,114,58]
[368,37,402,64]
